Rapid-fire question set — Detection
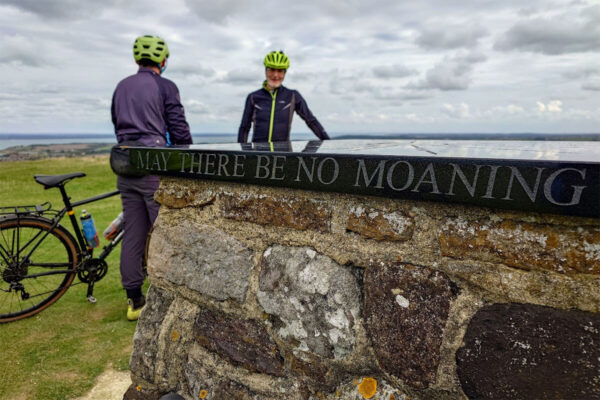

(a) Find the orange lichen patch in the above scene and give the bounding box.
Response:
[346,209,414,242]
[353,378,360,385]
[171,330,180,341]
[440,217,600,275]
[358,377,377,399]
[390,395,395,400]
[199,389,208,399]
[136,385,142,392]
[397,256,402,262]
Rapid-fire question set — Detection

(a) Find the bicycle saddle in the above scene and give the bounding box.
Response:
[34,172,86,188]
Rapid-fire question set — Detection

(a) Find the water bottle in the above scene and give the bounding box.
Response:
[80,210,100,248]
[103,212,124,240]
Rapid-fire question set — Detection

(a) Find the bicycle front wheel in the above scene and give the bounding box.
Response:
[0,216,78,323]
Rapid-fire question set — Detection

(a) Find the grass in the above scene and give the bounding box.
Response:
[0,156,143,400]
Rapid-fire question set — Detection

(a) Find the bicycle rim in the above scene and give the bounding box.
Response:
[0,217,78,322]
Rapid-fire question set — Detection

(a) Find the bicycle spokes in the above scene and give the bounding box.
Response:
[0,218,77,322]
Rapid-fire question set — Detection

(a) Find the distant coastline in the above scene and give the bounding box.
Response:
[1,132,599,142]
[1,132,599,161]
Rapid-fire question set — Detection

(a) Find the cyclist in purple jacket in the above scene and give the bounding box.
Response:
[238,51,329,143]
[111,35,192,320]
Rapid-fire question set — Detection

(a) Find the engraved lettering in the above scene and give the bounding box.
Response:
[160,152,172,171]
[135,150,149,169]
[543,168,587,206]
[204,153,216,175]
[503,167,545,202]
[150,153,162,171]
[232,155,245,177]
[217,154,230,177]
[354,159,386,188]
[317,157,339,185]
[271,156,286,180]
[412,163,441,194]
[447,163,481,197]
[386,160,414,191]
[255,155,270,179]
[190,153,202,174]
[482,165,501,199]
[295,156,317,183]
[180,152,191,172]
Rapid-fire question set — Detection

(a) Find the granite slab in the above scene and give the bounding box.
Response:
[119,139,600,218]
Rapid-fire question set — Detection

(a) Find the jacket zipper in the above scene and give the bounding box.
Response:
[268,89,277,143]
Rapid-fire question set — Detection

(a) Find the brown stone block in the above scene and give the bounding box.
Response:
[219,193,331,232]
[456,303,600,399]
[440,217,600,275]
[193,308,285,377]
[346,206,414,241]
[364,261,457,388]
[155,184,215,208]
[289,354,338,392]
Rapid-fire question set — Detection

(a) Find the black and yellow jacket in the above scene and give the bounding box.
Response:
[237,83,329,143]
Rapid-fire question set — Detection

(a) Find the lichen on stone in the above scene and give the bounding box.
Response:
[257,245,361,359]
[358,377,377,398]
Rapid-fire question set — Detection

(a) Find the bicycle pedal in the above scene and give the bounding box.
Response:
[87,295,97,303]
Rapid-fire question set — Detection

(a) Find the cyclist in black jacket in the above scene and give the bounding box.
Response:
[238,51,329,143]
[111,35,192,321]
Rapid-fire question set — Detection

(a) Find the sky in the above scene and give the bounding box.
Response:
[1,0,599,135]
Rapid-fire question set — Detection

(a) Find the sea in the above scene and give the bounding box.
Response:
[0,133,242,150]
[1,132,599,150]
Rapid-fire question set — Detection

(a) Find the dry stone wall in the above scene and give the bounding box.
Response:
[126,177,600,400]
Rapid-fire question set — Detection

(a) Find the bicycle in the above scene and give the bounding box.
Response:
[0,172,123,323]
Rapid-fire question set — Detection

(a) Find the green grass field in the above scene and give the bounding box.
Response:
[0,156,140,400]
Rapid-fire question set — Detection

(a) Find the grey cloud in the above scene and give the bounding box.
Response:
[1,34,42,66]
[582,77,600,91]
[416,24,488,50]
[38,85,62,94]
[373,64,417,79]
[561,66,600,91]
[221,69,259,85]
[71,96,110,109]
[495,5,600,54]
[373,32,401,42]
[413,51,487,91]
[183,0,247,23]
[168,65,216,78]
[373,89,433,101]
[0,0,116,19]
[184,99,210,115]
[561,67,599,79]
[287,71,319,82]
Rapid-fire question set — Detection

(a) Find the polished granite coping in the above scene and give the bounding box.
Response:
[183,139,600,162]
[121,139,600,218]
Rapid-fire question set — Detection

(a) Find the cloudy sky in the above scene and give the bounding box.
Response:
[1,0,599,135]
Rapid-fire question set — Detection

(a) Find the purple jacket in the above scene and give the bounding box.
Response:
[111,67,192,146]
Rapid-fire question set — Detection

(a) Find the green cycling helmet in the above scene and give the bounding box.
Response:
[133,35,169,64]
[263,51,290,70]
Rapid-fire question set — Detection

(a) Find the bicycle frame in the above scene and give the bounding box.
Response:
[0,173,123,321]
[58,185,121,255]
[2,187,120,277]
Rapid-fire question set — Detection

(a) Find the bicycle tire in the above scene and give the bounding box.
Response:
[0,216,78,322]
